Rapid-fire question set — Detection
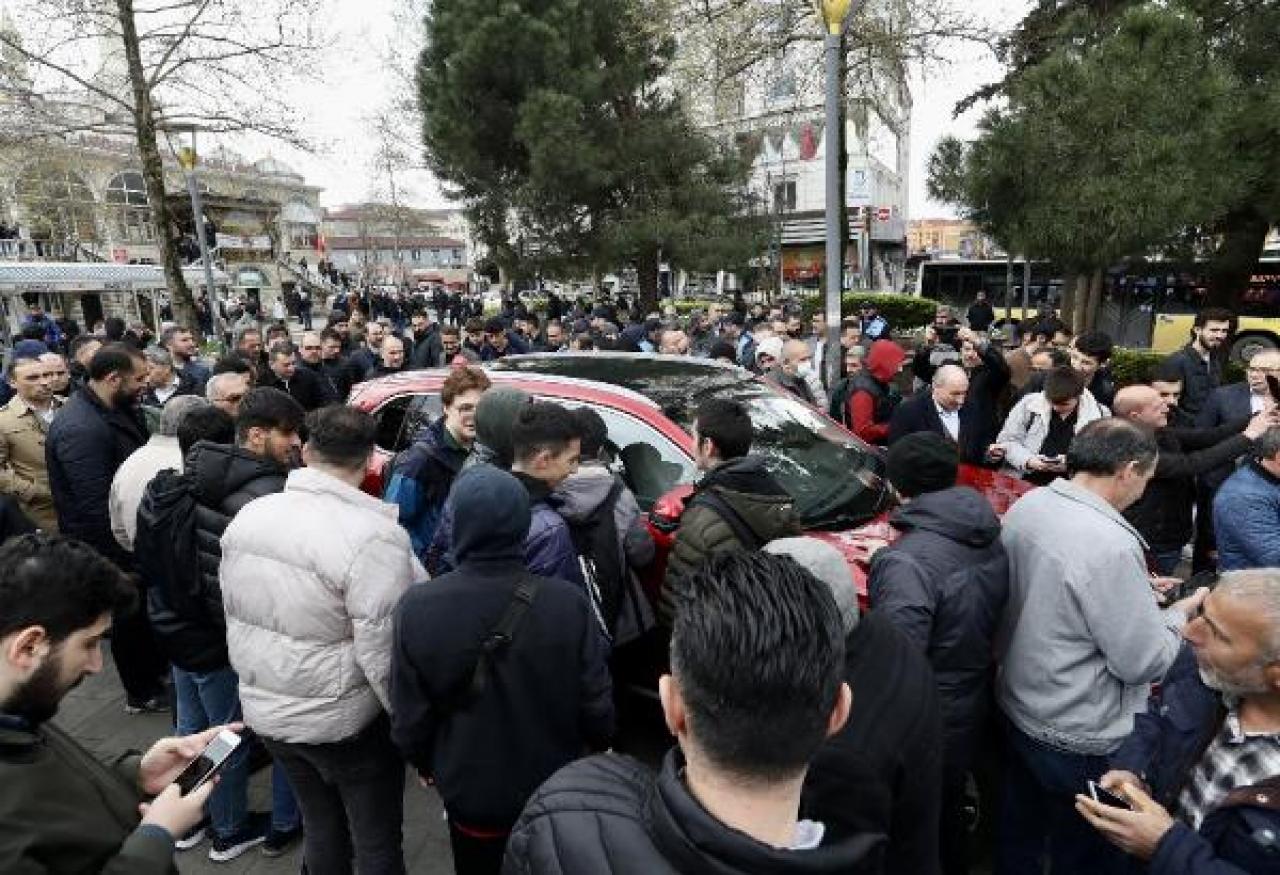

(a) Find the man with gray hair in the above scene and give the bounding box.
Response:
[1079,568,1280,874]
[888,364,972,456]
[110,395,208,552]
[768,536,946,874]
[207,371,251,418]
[141,346,199,407]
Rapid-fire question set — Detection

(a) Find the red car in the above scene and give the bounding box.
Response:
[348,353,1030,602]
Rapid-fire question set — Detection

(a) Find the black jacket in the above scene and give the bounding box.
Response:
[296,360,341,405]
[390,469,614,830]
[868,487,1008,774]
[506,750,886,875]
[46,387,147,567]
[1165,343,1223,420]
[409,326,444,369]
[319,357,357,401]
[966,302,995,332]
[139,369,201,408]
[1123,421,1252,550]
[260,365,331,411]
[802,611,944,875]
[137,469,226,672]
[187,442,288,634]
[1195,383,1256,492]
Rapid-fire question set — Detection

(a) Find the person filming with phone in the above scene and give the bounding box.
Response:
[0,533,237,873]
[1077,569,1280,874]
[994,366,1110,485]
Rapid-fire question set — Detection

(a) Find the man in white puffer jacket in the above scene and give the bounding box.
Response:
[221,405,424,875]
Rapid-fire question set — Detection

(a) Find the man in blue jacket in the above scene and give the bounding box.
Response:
[1214,427,1280,571]
[1077,569,1280,875]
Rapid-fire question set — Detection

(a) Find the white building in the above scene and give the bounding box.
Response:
[677,13,912,294]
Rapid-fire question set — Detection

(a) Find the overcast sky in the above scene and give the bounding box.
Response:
[270,0,1028,219]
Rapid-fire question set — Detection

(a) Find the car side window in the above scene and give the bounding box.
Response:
[373,394,444,453]
[584,405,695,510]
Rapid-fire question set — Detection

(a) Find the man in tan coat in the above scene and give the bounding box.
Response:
[0,355,60,530]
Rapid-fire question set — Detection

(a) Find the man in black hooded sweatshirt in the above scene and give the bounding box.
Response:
[868,433,1010,875]
[391,465,613,875]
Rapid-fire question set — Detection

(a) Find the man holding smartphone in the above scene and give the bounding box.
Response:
[1077,570,1280,874]
[0,533,229,872]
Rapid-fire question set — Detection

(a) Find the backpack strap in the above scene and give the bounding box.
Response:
[693,490,763,551]
[442,577,542,712]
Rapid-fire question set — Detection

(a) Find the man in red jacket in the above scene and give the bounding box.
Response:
[842,340,906,445]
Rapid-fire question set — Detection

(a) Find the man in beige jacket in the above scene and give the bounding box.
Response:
[0,354,60,530]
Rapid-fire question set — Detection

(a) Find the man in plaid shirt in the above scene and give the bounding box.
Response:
[1076,569,1280,873]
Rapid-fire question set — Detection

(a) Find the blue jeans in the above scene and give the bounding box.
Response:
[1151,547,1184,577]
[173,666,301,838]
[997,720,1127,875]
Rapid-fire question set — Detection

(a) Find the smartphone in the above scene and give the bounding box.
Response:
[1267,375,1280,404]
[174,729,241,796]
[1087,779,1132,810]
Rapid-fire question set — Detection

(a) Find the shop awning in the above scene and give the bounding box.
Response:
[0,261,230,293]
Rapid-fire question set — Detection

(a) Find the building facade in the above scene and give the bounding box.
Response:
[320,203,472,289]
[675,8,912,294]
[908,218,1001,259]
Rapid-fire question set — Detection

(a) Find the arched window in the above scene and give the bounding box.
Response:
[105,170,155,243]
[15,162,100,244]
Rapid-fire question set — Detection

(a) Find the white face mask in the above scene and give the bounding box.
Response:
[797,362,814,378]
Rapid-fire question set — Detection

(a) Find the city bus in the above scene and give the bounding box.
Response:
[913,256,1280,358]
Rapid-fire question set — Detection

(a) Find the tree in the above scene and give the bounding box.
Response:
[419,0,764,312]
[929,4,1249,330]
[0,0,323,327]
[954,0,1280,309]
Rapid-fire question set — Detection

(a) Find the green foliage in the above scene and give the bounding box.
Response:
[419,0,763,311]
[931,5,1246,274]
[1110,348,1166,387]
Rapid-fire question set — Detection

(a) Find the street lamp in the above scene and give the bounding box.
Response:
[817,0,856,393]
[172,125,226,342]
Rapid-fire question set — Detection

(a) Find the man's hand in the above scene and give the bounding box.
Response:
[1075,781,1175,861]
[139,781,217,840]
[1100,770,1149,797]
[137,723,243,795]
[1169,586,1209,623]
[1244,410,1277,440]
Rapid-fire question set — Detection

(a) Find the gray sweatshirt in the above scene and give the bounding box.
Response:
[996,478,1186,755]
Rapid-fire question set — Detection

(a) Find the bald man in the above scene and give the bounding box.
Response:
[767,339,820,406]
[1117,383,1277,573]
[889,364,991,463]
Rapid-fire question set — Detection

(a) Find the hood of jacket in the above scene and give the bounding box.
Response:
[700,455,797,540]
[452,464,531,564]
[701,455,790,497]
[890,485,1001,548]
[551,464,616,524]
[865,340,906,383]
[186,441,288,507]
[473,386,531,468]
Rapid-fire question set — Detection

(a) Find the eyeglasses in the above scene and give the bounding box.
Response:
[301,345,322,351]
[220,393,245,404]
[1248,366,1280,375]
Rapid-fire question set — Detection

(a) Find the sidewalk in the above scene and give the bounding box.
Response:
[55,646,454,874]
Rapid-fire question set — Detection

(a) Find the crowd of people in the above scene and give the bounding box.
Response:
[0,286,1278,875]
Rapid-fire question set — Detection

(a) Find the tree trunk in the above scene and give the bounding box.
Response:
[115,0,196,329]
[636,246,659,315]
[1060,271,1079,331]
[1207,207,1270,309]
[1081,267,1104,333]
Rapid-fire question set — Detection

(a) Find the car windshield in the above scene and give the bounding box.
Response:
[493,355,891,529]
[678,381,890,530]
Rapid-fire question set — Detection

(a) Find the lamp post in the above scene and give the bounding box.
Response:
[174,125,226,342]
[818,0,855,394]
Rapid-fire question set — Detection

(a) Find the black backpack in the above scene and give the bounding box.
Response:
[567,478,632,638]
